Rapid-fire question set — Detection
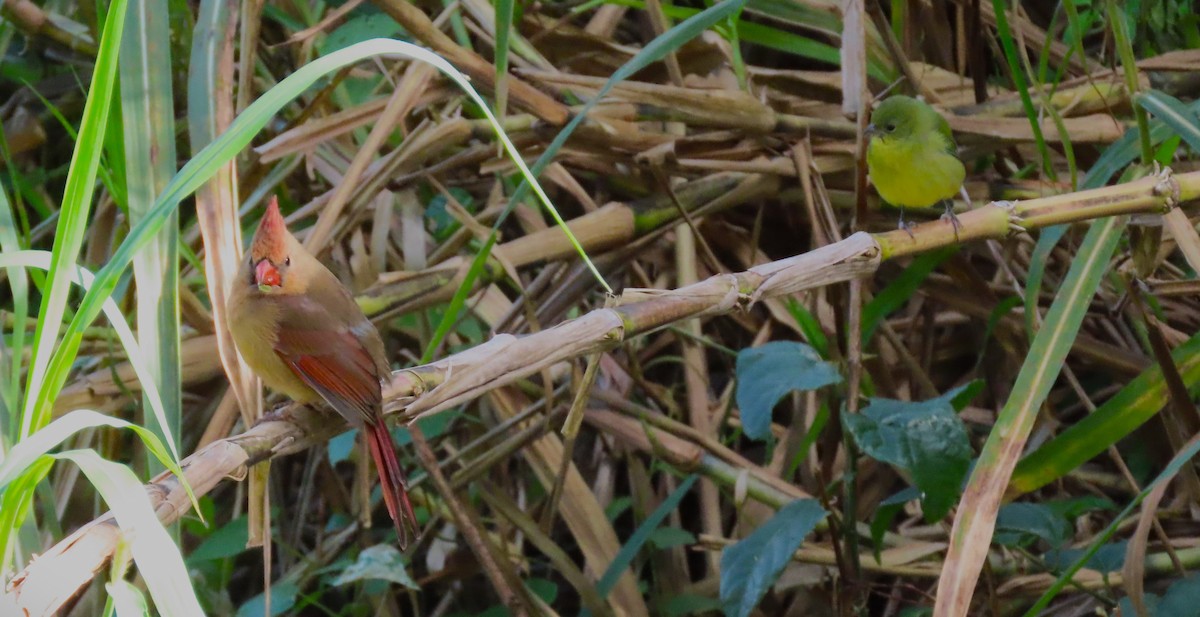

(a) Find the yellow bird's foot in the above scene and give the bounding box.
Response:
[898,207,916,239]
[940,202,962,241]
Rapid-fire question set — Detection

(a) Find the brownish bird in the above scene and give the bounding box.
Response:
[227,196,418,547]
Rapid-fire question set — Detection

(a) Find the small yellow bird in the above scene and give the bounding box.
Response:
[866,95,966,232]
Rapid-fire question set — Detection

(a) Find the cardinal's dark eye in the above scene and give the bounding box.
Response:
[284,256,291,266]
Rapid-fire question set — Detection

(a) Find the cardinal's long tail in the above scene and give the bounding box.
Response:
[364,420,419,548]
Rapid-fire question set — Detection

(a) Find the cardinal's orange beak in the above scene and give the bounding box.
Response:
[255,260,281,288]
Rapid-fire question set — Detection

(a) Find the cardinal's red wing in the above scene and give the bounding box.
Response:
[271,296,382,426]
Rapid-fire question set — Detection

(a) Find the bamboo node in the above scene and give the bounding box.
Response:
[994,201,1026,236]
[1154,165,1180,211]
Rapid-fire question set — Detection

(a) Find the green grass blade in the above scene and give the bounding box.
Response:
[0,251,178,462]
[0,410,181,490]
[1024,433,1200,614]
[54,449,203,616]
[939,215,1127,608]
[422,0,748,362]
[0,408,189,573]
[33,39,568,430]
[493,0,514,117]
[21,0,129,439]
[990,0,1053,179]
[595,475,698,601]
[120,0,181,468]
[1010,332,1200,495]
[0,181,28,437]
[1109,0,1153,164]
[1136,90,1200,152]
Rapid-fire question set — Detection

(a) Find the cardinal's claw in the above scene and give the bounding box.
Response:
[259,404,290,424]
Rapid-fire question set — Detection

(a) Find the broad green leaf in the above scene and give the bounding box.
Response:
[648,526,696,550]
[187,515,250,563]
[993,503,1073,548]
[1044,541,1126,574]
[720,499,826,617]
[1127,574,1200,617]
[236,581,299,617]
[331,544,418,589]
[662,594,723,617]
[321,13,403,54]
[844,384,976,521]
[735,341,842,441]
[526,578,558,604]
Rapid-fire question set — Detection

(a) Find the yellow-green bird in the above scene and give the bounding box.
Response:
[866,95,966,232]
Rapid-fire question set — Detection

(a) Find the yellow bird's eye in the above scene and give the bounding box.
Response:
[886,123,896,132]
[284,256,291,266]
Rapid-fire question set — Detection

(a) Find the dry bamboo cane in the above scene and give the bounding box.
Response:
[7,169,1200,614]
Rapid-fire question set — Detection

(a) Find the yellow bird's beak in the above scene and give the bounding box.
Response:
[865,123,878,137]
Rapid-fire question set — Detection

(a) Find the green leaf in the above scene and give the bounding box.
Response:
[236,581,299,617]
[23,0,129,437]
[844,384,977,521]
[720,499,826,617]
[0,182,28,430]
[121,0,182,472]
[735,341,842,441]
[525,578,558,604]
[55,449,203,616]
[1136,574,1200,617]
[1044,541,1126,574]
[594,476,697,601]
[784,298,828,357]
[991,0,1053,178]
[1024,225,1068,336]
[648,526,696,550]
[321,13,403,54]
[1011,331,1200,495]
[662,593,723,617]
[187,515,249,562]
[993,503,1073,549]
[423,0,747,362]
[331,544,418,589]
[1136,90,1200,152]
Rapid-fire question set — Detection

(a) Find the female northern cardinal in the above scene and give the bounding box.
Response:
[227,196,418,547]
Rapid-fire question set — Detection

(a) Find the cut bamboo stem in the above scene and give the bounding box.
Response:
[9,170,1200,612]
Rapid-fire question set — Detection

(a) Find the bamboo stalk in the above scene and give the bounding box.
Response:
[10,170,1200,612]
